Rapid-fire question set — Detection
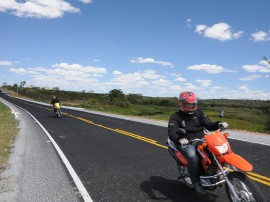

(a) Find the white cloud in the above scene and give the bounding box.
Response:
[187,64,234,74]
[195,22,244,41]
[9,62,107,90]
[241,61,270,73]
[52,63,107,74]
[78,0,92,4]
[10,67,38,75]
[130,57,174,68]
[195,79,212,87]
[112,70,122,75]
[183,83,198,91]
[240,75,263,81]
[175,77,186,82]
[0,61,13,66]
[107,72,148,91]
[142,69,163,79]
[251,31,270,42]
[152,79,172,86]
[0,0,83,18]
[186,18,192,28]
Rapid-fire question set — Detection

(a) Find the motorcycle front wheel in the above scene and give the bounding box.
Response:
[56,108,62,118]
[225,171,265,202]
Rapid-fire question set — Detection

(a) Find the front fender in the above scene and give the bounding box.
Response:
[222,153,253,172]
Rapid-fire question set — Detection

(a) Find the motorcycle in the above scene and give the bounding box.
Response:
[167,129,265,202]
[53,102,62,118]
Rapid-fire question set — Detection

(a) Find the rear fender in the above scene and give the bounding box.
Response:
[168,147,188,167]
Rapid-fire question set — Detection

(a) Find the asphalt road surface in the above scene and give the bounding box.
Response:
[1,94,269,202]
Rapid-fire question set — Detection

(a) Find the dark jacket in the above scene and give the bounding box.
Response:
[50,98,60,105]
[168,108,220,144]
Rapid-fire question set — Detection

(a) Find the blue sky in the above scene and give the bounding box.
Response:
[0,0,270,100]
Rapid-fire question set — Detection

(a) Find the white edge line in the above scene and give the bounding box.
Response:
[1,98,93,202]
[0,98,18,118]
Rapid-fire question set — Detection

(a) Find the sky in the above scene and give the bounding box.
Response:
[0,0,270,100]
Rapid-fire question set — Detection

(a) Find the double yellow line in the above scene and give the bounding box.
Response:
[65,112,270,187]
[10,97,270,187]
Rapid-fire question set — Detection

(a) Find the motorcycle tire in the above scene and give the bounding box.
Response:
[225,171,265,202]
[177,163,194,189]
[56,108,62,118]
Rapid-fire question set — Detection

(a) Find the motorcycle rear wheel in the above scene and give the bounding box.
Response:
[225,171,265,202]
[177,164,194,188]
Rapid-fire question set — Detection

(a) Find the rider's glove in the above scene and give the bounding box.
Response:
[179,138,189,146]
[219,122,229,130]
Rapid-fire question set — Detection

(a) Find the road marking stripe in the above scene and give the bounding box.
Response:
[247,172,270,182]
[8,97,270,187]
[3,98,93,202]
[248,175,270,186]
[69,114,270,186]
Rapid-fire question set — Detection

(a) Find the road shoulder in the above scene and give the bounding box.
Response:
[0,98,82,202]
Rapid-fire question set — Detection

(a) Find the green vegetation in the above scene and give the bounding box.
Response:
[1,85,270,134]
[0,101,18,172]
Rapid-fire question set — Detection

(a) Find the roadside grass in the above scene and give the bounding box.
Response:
[1,87,269,134]
[80,103,269,133]
[0,102,19,172]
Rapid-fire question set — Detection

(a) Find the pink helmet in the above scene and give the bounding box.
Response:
[178,91,197,114]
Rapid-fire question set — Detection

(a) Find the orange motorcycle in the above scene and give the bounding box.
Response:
[167,129,265,202]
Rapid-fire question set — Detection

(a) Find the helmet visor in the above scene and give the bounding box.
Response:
[183,102,197,109]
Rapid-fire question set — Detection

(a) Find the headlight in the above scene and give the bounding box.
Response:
[215,143,229,154]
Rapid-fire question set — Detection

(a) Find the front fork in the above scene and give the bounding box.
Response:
[213,155,241,201]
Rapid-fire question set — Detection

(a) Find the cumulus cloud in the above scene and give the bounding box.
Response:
[0,0,85,18]
[195,79,212,87]
[52,63,107,74]
[9,62,107,90]
[78,0,92,4]
[130,57,174,68]
[195,22,244,41]
[187,64,234,74]
[241,60,270,73]
[142,69,163,79]
[10,67,38,75]
[240,75,263,81]
[0,61,13,66]
[112,70,122,75]
[175,77,186,82]
[251,31,270,42]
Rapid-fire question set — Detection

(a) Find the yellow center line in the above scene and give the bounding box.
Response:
[247,172,270,182]
[66,113,270,186]
[11,98,270,186]
[248,175,270,186]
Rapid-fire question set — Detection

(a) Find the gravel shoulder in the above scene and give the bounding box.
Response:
[0,98,82,202]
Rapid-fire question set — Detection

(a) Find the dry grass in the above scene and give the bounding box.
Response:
[0,102,19,173]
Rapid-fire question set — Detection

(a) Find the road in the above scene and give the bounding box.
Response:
[1,94,270,202]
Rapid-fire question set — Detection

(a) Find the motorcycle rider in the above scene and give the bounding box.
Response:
[168,91,228,194]
[50,95,60,114]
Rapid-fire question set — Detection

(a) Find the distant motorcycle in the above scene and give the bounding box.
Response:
[167,129,265,202]
[53,102,62,118]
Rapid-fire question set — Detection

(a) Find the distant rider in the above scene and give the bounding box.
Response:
[50,95,60,113]
[168,91,228,194]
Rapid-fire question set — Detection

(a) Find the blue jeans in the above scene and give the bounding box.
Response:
[179,142,200,184]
